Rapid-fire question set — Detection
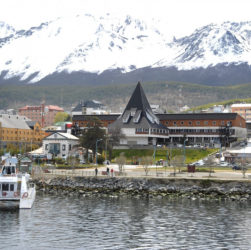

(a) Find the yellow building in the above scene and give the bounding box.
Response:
[0,114,46,148]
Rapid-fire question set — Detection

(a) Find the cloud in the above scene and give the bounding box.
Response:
[0,0,251,38]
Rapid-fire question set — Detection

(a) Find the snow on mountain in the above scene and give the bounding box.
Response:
[155,21,251,70]
[0,14,251,84]
[0,21,15,38]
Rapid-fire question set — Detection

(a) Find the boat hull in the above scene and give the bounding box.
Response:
[19,187,36,209]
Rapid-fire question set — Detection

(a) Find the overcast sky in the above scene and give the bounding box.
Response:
[1,0,251,38]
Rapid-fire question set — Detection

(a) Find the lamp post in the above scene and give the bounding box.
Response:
[96,139,103,165]
[183,138,188,168]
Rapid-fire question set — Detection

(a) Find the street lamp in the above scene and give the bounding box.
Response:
[96,139,103,165]
[183,138,188,168]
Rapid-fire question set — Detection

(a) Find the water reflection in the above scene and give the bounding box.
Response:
[0,194,251,249]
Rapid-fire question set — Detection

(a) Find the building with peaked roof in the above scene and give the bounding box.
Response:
[72,100,107,116]
[43,132,79,159]
[0,114,46,148]
[108,82,169,146]
[72,83,247,148]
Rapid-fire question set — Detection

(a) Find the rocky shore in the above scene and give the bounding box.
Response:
[34,176,251,201]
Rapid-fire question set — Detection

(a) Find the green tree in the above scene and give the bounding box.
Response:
[54,112,71,123]
[79,117,106,163]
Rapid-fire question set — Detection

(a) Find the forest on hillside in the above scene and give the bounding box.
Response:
[1,81,251,113]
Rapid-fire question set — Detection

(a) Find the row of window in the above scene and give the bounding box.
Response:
[0,183,15,191]
[165,121,232,126]
[169,128,235,134]
[0,136,41,141]
[45,144,72,151]
[1,130,43,135]
[136,128,168,134]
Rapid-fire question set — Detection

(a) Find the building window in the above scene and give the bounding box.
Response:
[188,121,192,125]
[69,144,72,151]
[196,121,200,125]
[45,144,48,150]
[204,121,208,125]
[173,121,177,126]
[221,121,225,125]
[62,145,66,151]
[166,121,168,125]
[180,121,184,125]
[212,121,216,125]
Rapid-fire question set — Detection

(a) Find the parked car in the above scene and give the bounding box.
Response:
[194,160,204,166]
[219,161,229,167]
[232,165,241,170]
[215,153,222,158]
[103,160,110,165]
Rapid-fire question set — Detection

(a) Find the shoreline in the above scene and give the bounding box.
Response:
[34,176,251,202]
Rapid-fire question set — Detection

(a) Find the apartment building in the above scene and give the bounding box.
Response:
[18,104,64,127]
[231,103,251,121]
[0,114,46,148]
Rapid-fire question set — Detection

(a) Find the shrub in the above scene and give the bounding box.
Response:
[97,155,105,165]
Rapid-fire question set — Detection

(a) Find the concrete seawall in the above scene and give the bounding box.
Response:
[34,176,251,201]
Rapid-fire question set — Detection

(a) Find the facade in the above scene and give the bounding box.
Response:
[43,132,79,159]
[72,100,107,116]
[231,103,251,121]
[72,114,119,133]
[0,114,46,148]
[158,113,246,147]
[72,83,247,148]
[108,82,169,146]
[18,104,64,127]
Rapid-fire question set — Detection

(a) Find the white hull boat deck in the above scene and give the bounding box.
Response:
[0,157,36,209]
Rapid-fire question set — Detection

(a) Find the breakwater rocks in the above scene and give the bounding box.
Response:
[34,177,251,201]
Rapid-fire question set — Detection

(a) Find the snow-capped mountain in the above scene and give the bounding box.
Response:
[0,14,251,85]
[156,21,251,70]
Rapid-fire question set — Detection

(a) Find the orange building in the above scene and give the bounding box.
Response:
[18,104,64,127]
[0,114,46,148]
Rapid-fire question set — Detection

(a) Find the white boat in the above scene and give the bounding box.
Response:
[0,157,36,209]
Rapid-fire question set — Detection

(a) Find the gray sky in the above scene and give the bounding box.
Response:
[1,0,251,38]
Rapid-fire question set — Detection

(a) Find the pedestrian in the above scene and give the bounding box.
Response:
[106,167,110,176]
[95,167,98,176]
[111,168,114,177]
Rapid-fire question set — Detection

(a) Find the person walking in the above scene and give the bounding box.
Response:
[95,167,98,176]
[111,168,114,177]
[106,167,110,176]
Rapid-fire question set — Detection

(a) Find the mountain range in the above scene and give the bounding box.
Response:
[1,14,251,86]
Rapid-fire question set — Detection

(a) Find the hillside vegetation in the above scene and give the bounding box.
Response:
[1,81,251,112]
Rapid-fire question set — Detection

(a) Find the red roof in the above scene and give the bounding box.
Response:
[47,105,64,111]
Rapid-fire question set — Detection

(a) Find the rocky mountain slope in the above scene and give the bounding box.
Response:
[0,15,251,85]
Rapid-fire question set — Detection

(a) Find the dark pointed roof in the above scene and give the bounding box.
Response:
[123,82,151,114]
[109,82,168,130]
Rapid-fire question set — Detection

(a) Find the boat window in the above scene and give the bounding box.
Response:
[7,167,11,175]
[2,184,9,191]
[10,184,14,191]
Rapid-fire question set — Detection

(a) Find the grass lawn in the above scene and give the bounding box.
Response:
[112,148,218,164]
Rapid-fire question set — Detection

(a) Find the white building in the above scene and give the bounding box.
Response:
[43,132,79,159]
[108,82,169,146]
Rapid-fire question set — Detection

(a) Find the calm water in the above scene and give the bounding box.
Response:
[0,194,251,250]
